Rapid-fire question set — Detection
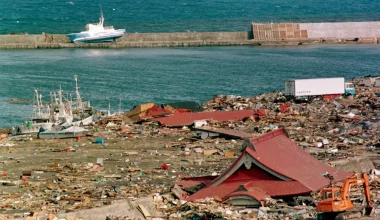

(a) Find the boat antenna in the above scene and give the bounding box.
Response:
[99,4,104,26]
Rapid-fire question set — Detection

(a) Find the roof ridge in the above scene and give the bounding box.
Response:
[250,128,284,145]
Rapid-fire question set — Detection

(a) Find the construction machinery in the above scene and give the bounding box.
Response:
[316,172,374,220]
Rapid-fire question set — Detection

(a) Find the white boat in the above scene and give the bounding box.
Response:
[49,76,94,127]
[70,75,94,126]
[38,125,87,139]
[67,9,125,44]
[13,76,94,136]
[72,115,93,126]
[13,118,54,136]
[12,90,54,135]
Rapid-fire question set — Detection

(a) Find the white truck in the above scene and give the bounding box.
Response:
[284,77,355,100]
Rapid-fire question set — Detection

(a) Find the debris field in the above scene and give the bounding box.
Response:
[0,78,380,220]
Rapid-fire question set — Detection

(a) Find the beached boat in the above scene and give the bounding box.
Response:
[13,76,95,136]
[38,125,87,139]
[12,90,54,135]
[72,115,93,126]
[13,118,54,136]
[67,9,125,43]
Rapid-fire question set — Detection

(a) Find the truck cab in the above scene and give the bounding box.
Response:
[344,83,355,96]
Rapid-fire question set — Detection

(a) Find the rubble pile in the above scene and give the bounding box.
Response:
[0,78,379,219]
[150,195,319,219]
[201,80,380,162]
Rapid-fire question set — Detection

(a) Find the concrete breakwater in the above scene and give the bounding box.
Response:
[0,32,257,49]
[0,21,379,49]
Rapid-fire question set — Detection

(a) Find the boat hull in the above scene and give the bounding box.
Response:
[39,126,87,139]
[38,131,85,139]
[67,29,125,44]
[13,122,54,135]
[72,115,93,126]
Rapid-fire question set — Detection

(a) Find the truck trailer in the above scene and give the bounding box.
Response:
[284,77,355,99]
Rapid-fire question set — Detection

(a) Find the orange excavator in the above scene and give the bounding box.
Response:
[316,172,375,220]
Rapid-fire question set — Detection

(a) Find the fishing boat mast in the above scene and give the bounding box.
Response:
[98,5,104,27]
[33,90,41,118]
[74,75,84,110]
[58,85,66,117]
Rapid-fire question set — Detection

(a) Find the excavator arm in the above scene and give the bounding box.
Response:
[362,173,375,214]
[316,172,374,219]
[340,173,374,214]
[340,174,361,199]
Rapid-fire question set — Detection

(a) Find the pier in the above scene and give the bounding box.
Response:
[0,21,379,49]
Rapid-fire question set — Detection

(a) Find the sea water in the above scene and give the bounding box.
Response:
[0,45,379,128]
[0,0,379,34]
[0,0,380,128]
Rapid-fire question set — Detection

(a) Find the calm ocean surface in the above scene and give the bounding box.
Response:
[0,0,379,34]
[0,1,380,128]
[1,45,379,128]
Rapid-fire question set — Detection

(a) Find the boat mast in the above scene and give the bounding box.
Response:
[74,75,83,110]
[68,93,73,116]
[99,5,104,26]
[34,90,41,118]
[50,92,54,105]
[58,85,65,116]
[39,93,44,117]
[51,92,58,105]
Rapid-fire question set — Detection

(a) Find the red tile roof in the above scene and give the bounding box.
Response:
[178,129,352,203]
[153,110,256,127]
[246,129,351,191]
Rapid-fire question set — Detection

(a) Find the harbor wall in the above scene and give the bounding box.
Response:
[0,21,379,49]
[0,32,253,49]
[119,32,251,42]
[252,21,380,40]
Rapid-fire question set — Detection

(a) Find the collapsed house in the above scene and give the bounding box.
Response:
[176,129,351,206]
[153,109,267,127]
[126,102,192,122]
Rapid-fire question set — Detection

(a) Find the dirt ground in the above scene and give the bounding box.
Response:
[0,126,242,219]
